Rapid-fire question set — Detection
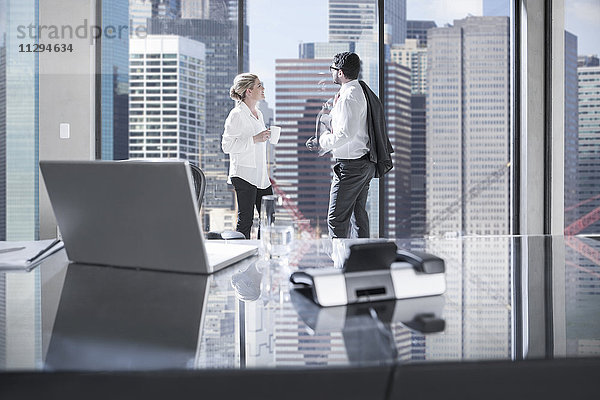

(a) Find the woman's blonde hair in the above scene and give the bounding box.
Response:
[230,73,259,101]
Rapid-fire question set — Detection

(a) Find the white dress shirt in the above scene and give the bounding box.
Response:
[221,101,271,189]
[319,79,369,159]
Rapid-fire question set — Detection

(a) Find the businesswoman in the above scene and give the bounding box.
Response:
[222,73,273,239]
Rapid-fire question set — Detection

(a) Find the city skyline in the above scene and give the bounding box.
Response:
[249,0,600,104]
[0,0,598,239]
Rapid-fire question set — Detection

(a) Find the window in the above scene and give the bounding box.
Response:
[6,1,591,243]
[0,0,39,240]
[249,0,378,238]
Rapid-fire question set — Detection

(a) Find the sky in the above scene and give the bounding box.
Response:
[248,0,600,103]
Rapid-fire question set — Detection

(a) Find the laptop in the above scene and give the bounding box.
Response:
[39,160,257,274]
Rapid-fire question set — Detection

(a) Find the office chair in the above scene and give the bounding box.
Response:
[189,164,245,240]
[188,163,206,206]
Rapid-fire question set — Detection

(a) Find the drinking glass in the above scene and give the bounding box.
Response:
[260,195,294,258]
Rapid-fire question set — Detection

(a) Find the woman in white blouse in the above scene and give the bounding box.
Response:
[222,73,273,239]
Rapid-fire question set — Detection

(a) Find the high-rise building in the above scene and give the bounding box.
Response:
[390,39,428,95]
[388,36,431,237]
[148,17,247,212]
[576,61,600,233]
[0,0,39,240]
[564,31,579,229]
[384,63,411,238]
[102,0,130,161]
[129,35,206,165]
[406,20,436,48]
[426,16,510,236]
[409,94,427,236]
[328,0,406,45]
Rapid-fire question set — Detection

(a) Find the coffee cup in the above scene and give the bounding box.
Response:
[269,125,281,144]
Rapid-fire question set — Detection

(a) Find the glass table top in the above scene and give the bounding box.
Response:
[1,235,598,371]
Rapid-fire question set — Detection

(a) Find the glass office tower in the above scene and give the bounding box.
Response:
[564,31,579,230]
[409,94,427,236]
[384,62,411,238]
[426,16,511,236]
[101,0,130,160]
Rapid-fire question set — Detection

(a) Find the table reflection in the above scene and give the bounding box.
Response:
[46,263,207,370]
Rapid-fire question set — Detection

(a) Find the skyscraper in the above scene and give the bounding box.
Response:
[129,35,206,165]
[384,62,411,238]
[564,31,579,229]
[328,0,406,45]
[409,94,427,236]
[390,39,428,95]
[426,16,510,236]
[101,0,130,161]
[576,58,600,233]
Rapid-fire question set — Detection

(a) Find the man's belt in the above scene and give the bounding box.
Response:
[335,153,370,163]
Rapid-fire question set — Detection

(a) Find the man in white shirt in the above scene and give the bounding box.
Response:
[307,52,376,238]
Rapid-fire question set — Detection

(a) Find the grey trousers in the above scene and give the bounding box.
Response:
[327,157,376,238]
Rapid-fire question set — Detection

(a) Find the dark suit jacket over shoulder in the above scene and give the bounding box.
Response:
[359,80,394,178]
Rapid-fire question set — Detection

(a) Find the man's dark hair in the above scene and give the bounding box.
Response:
[333,52,361,80]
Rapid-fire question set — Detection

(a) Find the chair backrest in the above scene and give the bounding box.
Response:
[189,163,206,207]
[190,163,244,240]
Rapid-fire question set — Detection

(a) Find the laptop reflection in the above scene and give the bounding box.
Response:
[46,263,208,371]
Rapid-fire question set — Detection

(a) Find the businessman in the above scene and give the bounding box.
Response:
[307,52,376,238]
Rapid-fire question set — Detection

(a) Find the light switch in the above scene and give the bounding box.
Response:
[59,123,70,139]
